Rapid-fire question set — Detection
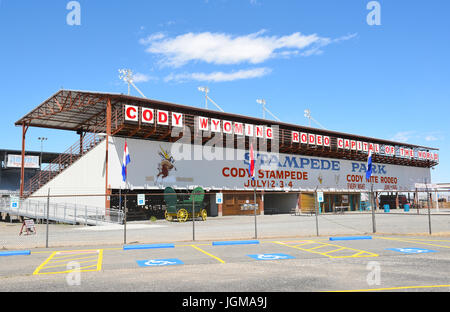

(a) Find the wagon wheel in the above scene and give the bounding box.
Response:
[200,209,207,221]
[164,210,173,222]
[177,209,188,222]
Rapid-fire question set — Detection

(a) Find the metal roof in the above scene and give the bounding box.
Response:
[15,89,439,152]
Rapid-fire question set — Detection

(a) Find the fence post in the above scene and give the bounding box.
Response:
[64,203,67,222]
[85,205,87,226]
[254,189,258,239]
[46,189,50,248]
[436,191,439,212]
[427,191,432,235]
[371,186,376,233]
[124,194,127,245]
[192,197,195,241]
[74,205,77,225]
[315,189,319,236]
[96,207,98,225]
[415,188,419,214]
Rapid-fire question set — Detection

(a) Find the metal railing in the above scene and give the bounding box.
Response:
[0,197,123,226]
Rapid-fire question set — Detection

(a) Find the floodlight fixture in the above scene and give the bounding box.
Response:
[118,68,147,98]
[303,109,326,129]
[257,99,281,122]
[197,86,225,112]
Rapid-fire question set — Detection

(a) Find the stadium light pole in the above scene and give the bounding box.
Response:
[256,99,266,119]
[304,109,326,129]
[304,109,311,127]
[257,99,281,121]
[118,69,147,98]
[198,87,225,112]
[38,137,47,170]
[198,86,209,109]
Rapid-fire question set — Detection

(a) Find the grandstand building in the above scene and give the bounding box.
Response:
[15,90,439,219]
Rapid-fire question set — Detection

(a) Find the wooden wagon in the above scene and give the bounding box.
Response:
[163,186,208,222]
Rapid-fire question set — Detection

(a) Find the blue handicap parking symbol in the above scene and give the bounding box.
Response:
[247,253,295,261]
[387,248,437,254]
[136,258,184,267]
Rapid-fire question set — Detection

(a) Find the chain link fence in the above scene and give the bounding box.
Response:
[1,189,449,249]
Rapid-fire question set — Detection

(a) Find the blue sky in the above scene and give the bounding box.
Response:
[0,0,448,182]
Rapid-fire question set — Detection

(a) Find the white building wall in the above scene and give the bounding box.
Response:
[27,140,107,208]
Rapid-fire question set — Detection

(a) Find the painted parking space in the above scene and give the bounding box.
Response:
[386,248,437,254]
[273,240,379,259]
[101,243,223,271]
[247,253,295,261]
[375,236,450,251]
[309,236,450,257]
[136,258,184,267]
[21,236,450,278]
[0,251,51,278]
[194,242,298,263]
[33,249,103,275]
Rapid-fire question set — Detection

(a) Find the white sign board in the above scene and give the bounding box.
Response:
[317,192,324,203]
[216,193,223,204]
[24,219,35,229]
[7,155,40,169]
[10,196,19,209]
[109,137,431,192]
[137,194,145,206]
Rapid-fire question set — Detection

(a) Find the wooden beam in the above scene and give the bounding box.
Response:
[159,128,172,140]
[143,124,157,139]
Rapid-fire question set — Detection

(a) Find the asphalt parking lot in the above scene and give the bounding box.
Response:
[1,234,450,293]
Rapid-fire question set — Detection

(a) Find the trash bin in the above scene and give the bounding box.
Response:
[383,204,390,213]
[404,204,410,212]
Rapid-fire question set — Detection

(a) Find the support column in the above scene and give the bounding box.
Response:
[19,123,29,198]
[259,190,264,215]
[105,97,112,213]
[78,130,84,155]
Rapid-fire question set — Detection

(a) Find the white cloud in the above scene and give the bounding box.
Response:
[391,131,415,143]
[390,131,443,143]
[139,32,166,45]
[140,30,355,68]
[425,135,438,142]
[131,73,157,83]
[164,67,271,83]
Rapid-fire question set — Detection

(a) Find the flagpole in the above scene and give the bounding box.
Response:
[254,185,257,239]
[249,140,257,239]
[371,182,376,233]
[123,139,129,245]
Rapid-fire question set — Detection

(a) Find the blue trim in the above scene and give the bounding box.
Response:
[123,243,175,250]
[212,240,260,246]
[329,236,372,241]
[0,250,31,256]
